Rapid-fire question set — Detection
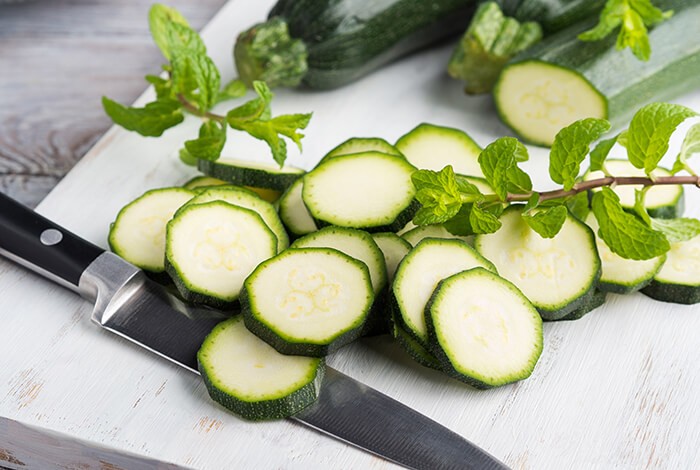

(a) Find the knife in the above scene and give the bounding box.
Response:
[0,192,509,470]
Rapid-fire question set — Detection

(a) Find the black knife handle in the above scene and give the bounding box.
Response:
[0,191,104,290]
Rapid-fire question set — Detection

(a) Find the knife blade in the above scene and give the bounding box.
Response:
[0,191,509,470]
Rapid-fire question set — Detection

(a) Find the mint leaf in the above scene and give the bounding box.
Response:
[550,118,611,190]
[268,113,313,151]
[469,203,502,234]
[454,174,485,199]
[145,75,174,100]
[179,147,197,166]
[591,187,669,260]
[227,81,273,125]
[443,205,474,236]
[102,97,184,137]
[522,204,568,238]
[234,120,287,167]
[412,166,460,196]
[478,137,532,200]
[650,217,700,243]
[184,121,226,161]
[617,6,651,61]
[578,0,624,41]
[633,187,651,225]
[171,52,220,111]
[148,4,194,60]
[589,135,618,172]
[671,123,700,174]
[566,191,591,221]
[523,192,539,212]
[216,78,247,103]
[412,167,463,225]
[627,103,697,173]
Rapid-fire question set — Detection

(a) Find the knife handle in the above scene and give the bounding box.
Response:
[0,192,104,292]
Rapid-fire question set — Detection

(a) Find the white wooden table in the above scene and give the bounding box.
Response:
[2,0,700,468]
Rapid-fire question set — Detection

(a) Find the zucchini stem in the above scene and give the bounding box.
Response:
[507,175,700,203]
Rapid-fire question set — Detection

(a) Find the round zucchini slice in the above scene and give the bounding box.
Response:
[583,160,683,219]
[392,238,496,346]
[401,224,473,247]
[320,137,403,165]
[108,187,195,273]
[371,232,412,283]
[241,248,374,357]
[187,186,289,251]
[197,158,305,191]
[302,152,418,232]
[642,234,700,304]
[475,206,600,320]
[278,178,318,237]
[426,268,543,388]
[198,316,324,421]
[165,201,278,308]
[182,175,228,190]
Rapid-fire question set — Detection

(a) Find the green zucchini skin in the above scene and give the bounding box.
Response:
[642,280,700,305]
[197,159,305,191]
[504,0,700,133]
[241,0,480,89]
[558,289,607,321]
[506,0,606,33]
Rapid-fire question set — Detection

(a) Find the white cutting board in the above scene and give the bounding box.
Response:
[1,0,700,468]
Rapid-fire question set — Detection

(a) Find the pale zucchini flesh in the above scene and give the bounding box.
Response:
[475,206,600,320]
[642,234,700,304]
[165,201,278,308]
[187,186,289,251]
[198,316,324,421]
[183,175,228,190]
[395,123,483,176]
[320,137,403,164]
[371,232,412,283]
[584,160,683,219]
[241,248,374,356]
[495,60,607,147]
[401,224,473,247]
[278,178,318,237]
[302,152,418,232]
[392,238,497,345]
[426,268,543,388]
[108,187,195,273]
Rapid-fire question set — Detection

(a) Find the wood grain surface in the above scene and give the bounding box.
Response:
[0,0,227,208]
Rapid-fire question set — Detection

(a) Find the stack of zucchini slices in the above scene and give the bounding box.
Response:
[107,121,698,421]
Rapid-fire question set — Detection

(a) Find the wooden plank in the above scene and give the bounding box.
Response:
[0,0,228,207]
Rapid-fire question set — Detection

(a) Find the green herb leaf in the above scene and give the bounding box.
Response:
[443,205,474,236]
[671,123,700,174]
[184,121,227,161]
[522,204,568,238]
[589,135,618,173]
[591,187,669,260]
[148,4,193,60]
[578,0,673,61]
[650,217,700,243]
[566,191,591,221]
[454,174,484,200]
[268,113,313,151]
[469,203,502,234]
[234,120,287,167]
[102,97,184,137]
[171,52,221,111]
[633,187,651,225]
[216,78,248,103]
[145,75,174,100]
[478,137,532,200]
[523,192,539,212]
[550,118,611,190]
[627,103,696,174]
[179,147,197,166]
[412,167,463,225]
[226,81,273,125]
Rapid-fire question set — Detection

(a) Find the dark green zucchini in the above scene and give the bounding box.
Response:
[495,0,700,146]
[506,0,607,34]
[234,0,479,89]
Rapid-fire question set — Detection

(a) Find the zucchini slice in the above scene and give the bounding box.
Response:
[165,201,278,308]
[475,206,600,320]
[197,158,305,191]
[302,152,418,232]
[496,1,700,146]
[585,212,666,294]
[392,238,497,346]
[642,234,700,304]
[278,178,317,237]
[321,137,403,164]
[198,316,324,421]
[401,224,473,247]
[108,187,195,273]
[426,267,543,389]
[291,226,387,296]
[583,160,683,219]
[559,288,607,321]
[182,176,228,190]
[241,248,374,356]
[392,322,442,371]
[395,123,483,177]
[187,186,289,252]
[371,232,412,283]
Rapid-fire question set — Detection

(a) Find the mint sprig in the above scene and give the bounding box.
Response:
[411,101,700,260]
[578,0,673,61]
[103,4,311,167]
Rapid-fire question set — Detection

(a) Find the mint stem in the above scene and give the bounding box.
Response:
[508,175,700,203]
[176,94,225,122]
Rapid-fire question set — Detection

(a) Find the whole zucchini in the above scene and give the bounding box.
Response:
[234,0,479,89]
[494,0,700,146]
